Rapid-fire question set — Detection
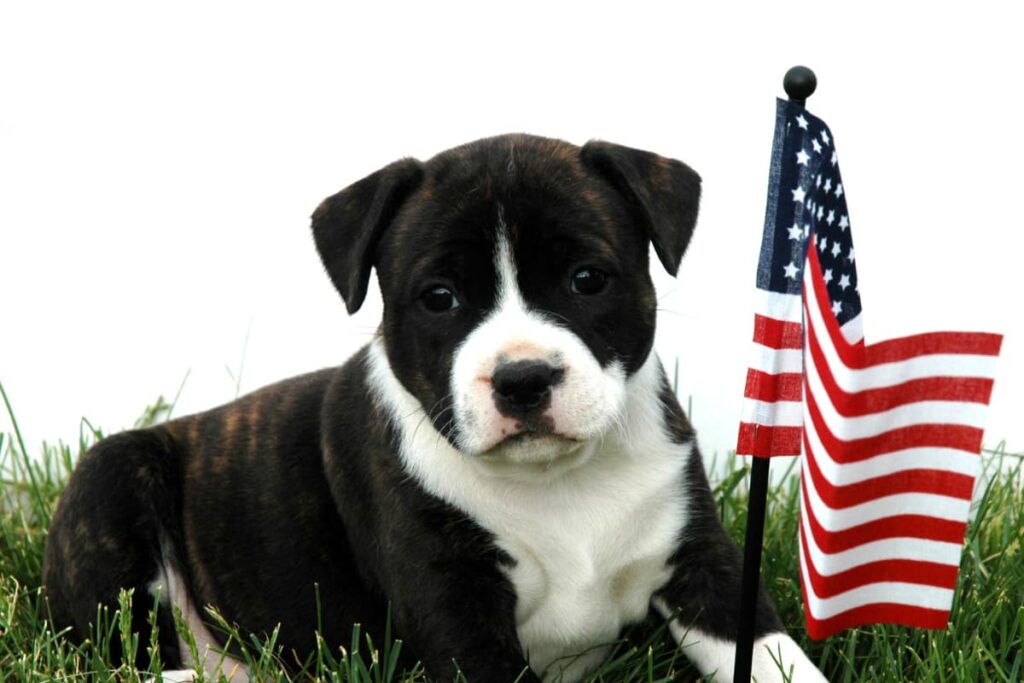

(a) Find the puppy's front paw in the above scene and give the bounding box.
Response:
[751,633,827,682]
[145,670,196,683]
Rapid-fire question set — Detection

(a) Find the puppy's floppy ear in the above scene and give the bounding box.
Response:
[581,141,701,276]
[311,158,424,313]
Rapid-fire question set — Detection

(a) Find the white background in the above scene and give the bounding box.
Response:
[2,3,1021,462]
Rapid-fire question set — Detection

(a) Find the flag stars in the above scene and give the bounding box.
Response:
[826,209,836,225]
[831,150,838,166]
[831,300,843,316]
[838,273,852,290]
[835,182,844,198]
[819,236,828,252]
[792,185,807,203]
[839,214,850,230]
[824,178,832,193]
[817,205,824,221]
[823,268,834,284]
[822,129,831,145]
[783,261,800,280]
[796,149,811,165]
[787,223,804,240]
[796,114,809,130]
[831,241,842,258]
[816,175,822,189]
[848,247,856,262]
[812,138,823,154]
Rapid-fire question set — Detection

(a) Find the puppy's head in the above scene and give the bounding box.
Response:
[313,135,700,470]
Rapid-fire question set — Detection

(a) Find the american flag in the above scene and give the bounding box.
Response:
[737,99,1002,638]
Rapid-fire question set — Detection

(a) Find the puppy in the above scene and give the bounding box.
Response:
[44,134,825,682]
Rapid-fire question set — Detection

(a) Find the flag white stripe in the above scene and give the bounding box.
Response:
[748,344,804,375]
[836,352,1001,390]
[802,463,970,529]
[753,288,803,323]
[805,353,992,438]
[804,410,981,485]
[840,314,864,345]
[799,537,955,618]
[804,273,1000,388]
[740,398,804,427]
[799,491,963,570]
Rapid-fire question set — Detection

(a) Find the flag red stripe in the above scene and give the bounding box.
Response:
[800,476,968,550]
[804,602,949,640]
[800,564,950,640]
[805,388,985,462]
[803,431,975,506]
[798,524,958,598]
[736,422,802,457]
[807,322,996,414]
[753,314,804,350]
[743,368,803,402]
[866,331,1003,365]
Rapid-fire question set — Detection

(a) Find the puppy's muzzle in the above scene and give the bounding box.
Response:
[491,360,566,417]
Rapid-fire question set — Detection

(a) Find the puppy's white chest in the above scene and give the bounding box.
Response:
[489,455,687,682]
[503,529,676,681]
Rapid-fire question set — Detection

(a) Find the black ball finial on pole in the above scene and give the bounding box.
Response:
[784,65,817,107]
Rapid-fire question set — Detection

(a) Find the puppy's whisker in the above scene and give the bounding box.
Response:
[432,417,458,451]
[402,394,447,424]
[540,309,574,329]
[410,393,454,445]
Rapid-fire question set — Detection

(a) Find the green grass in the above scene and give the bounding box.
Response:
[1,384,1021,682]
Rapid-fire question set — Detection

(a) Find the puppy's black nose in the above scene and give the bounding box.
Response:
[492,360,565,415]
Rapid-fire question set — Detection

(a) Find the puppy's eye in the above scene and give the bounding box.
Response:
[570,268,607,295]
[421,286,460,312]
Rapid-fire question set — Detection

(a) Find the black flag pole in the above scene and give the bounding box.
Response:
[732,65,817,683]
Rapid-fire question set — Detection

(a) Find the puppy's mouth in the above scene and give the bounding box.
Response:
[483,416,574,452]
[492,429,579,450]
[471,430,593,480]
[478,425,585,460]
[501,430,559,445]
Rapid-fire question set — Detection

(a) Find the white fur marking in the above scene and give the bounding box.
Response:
[147,671,197,683]
[652,598,826,682]
[147,565,249,683]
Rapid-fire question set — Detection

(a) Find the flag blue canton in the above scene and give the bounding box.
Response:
[757,99,862,326]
